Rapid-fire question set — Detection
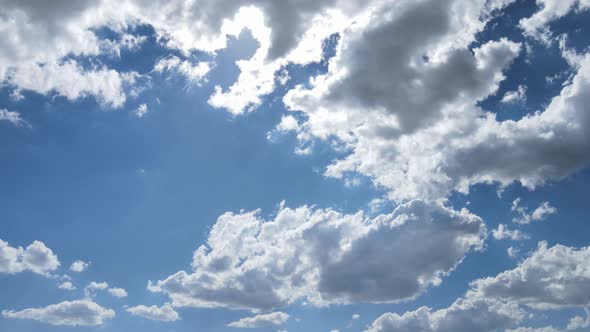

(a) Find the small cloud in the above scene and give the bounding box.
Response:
[108,287,128,298]
[0,109,30,128]
[135,103,148,118]
[1,300,115,326]
[58,282,76,291]
[126,303,179,322]
[492,224,529,241]
[500,85,527,104]
[69,260,89,273]
[512,198,557,224]
[352,314,360,319]
[228,312,289,328]
[507,246,520,258]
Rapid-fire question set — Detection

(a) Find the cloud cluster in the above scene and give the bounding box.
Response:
[0,239,60,276]
[148,200,485,311]
[1,300,115,326]
[84,281,127,298]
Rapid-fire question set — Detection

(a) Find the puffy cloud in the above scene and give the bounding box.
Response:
[365,297,523,332]
[58,281,77,291]
[501,85,527,104]
[1,300,115,326]
[69,260,89,272]
[0,109,29,128]
[567,310,590,331]
[108,287,128,298]
[469,241,590,310]
[0,239,60,276]
[492,224,529,241]
[228,311,289,328]
[352,314,360,319]
[148,200,484,311]
[512,198,557,225]
[125,303,179,322]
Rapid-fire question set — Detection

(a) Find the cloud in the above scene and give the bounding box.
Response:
[492,224,529,241]
[520,0,590,42]
[1,300,115,326]
[567,309,590,331]
[58,281,77,291]
[126,303,179,322]
[352,314,360,319]
[84,281,127,298]
[228,312,289,328]
[108,287,128,298]
[154,56,211,85]
[366,297,523,332]
[507,328,562,332]
[469,241,590,310]
[135,103,148,118]
[0,239,60,276]
[69,260,89,272]
[501,85,527,103]
[148,199,484,311]
[512,198,557,225]
[0,109,29,128]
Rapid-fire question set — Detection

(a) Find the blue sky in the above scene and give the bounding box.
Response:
[1,1,590,331]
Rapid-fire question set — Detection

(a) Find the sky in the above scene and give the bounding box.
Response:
[1,0,590,331]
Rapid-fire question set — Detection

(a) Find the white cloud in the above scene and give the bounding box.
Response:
[492,224,529,241]
[126,303,179,322]
[520,0,590,43]
[135,103,148,118]
[512,198,557,224]
[366,297,523,332]
[501,85,527,103]
[507,246,520,258]
[0,109,29,128]
[2,300,115,326]
[148,200,484,311]
[58,282,77,291]
[0,239,60,276]
[228,312,289,328]
[108,287,128,298]
[69,260,89,273]
[567,310,590,330]
[352,314,360,319]
[469,241,590,310]
[84,281,127,298]
[154,56,211,85]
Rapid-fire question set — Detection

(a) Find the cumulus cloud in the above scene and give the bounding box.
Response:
[0,239,60,276]
[469,241,590,310]
[126,303,179,322]
[108,287,128,298]
[512,198,557,224]
[148,200,485,311]
[69,260,89,272]
[492,224,529,241]
[366,297,523,332]
[507,327,562,332]
[1,300,115,326]
[228,311,289,328]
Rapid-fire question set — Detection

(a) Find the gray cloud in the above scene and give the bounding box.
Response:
[148,200,485,311]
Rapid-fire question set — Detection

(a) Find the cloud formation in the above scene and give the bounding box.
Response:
[126,303,179,322]
[148,200,485,311]
[0,239,59,276]
[2,300,115,326]
[228,311,289,328]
